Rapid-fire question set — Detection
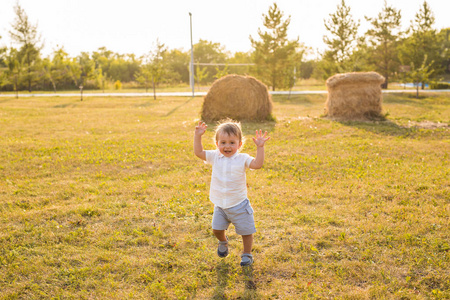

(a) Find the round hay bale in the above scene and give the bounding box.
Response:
[201,74,273,122]
[325,72,385,120]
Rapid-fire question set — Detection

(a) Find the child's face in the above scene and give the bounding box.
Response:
[216,132,242,157]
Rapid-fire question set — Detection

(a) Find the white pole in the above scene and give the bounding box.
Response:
[189,12,194,97]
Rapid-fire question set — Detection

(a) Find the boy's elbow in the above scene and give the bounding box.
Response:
[195,151,206,160]
[250,162,263,169]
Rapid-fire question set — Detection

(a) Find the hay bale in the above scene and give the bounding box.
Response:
[201,74,273,122]
[325,72,385,120]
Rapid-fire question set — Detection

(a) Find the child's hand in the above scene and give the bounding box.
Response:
[252,129,270,148]
[195,121,207,136]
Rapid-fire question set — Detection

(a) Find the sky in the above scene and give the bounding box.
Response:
[0,0,449,59]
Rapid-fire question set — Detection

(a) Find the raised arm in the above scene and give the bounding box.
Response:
[194,121,207,161]
[249,129,270,169]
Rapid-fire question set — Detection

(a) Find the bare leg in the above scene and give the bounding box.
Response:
[213,229,227,242]
[242,234,253,254]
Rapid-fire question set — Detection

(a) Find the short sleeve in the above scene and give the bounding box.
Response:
[241,153,255,169]
[205,150,217,165]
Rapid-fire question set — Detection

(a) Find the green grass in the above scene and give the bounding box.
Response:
[0,93,449,299]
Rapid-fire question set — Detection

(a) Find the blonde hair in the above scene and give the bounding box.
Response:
[214,119,245,145]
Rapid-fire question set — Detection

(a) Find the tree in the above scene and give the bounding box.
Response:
[195,65,209,90]
[214,65,229,79]
[250,3,301,91]
[149,41,166,99]
[137,40,166,99]
[193,40,227,83]
[0,37,7,87]
[322,0,360,77]
[3,48,23,98]
[299,60,315,79]
[136,64,151,93]
[398,1,441,89]
[97,66,106,92]
[92,47,114,87]
[163,49,189,84]
[9,2,43,92]
[227,51,253,75]
[108,54,140,83]
[51,47,77,90]
[0,36,6,68]
[77,52,97,88]
[436,28,450,76]
[41,57,56,92]
[92,48,141,84]
[66,57,81,88]
[408,55,434,98]
[365,0,402,88]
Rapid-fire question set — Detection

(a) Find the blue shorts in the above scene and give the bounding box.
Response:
[212,199,256,236]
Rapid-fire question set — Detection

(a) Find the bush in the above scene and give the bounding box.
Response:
[83,79,100,90]
[114,80,122,90]
[430,82,450,89]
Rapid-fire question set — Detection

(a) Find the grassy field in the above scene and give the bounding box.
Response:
[0,93,449,299]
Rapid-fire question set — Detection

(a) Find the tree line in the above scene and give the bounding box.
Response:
[0,0,448,94]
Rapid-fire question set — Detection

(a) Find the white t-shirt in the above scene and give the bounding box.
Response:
[205,149,254,209]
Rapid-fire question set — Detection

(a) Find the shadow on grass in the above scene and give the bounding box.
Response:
[336,119,432,138]
[383,93,448,109]
[242,265,258,294]
[383,95,421,105]
[164,97,195,117]
[212,260,231,300]
[212,261,258,300]
[384,97,436,112]
[134,101,156,107]
[53,102,79,108]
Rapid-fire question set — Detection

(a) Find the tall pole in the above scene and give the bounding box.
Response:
[189,12,194,97]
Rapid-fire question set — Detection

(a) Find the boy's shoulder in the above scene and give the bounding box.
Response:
[205,149,219,156]
[205,149,218,163]
[235,152,253,164]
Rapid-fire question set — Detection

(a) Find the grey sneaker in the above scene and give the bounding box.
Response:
[240,253,253,266]
[217,239,228,257]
